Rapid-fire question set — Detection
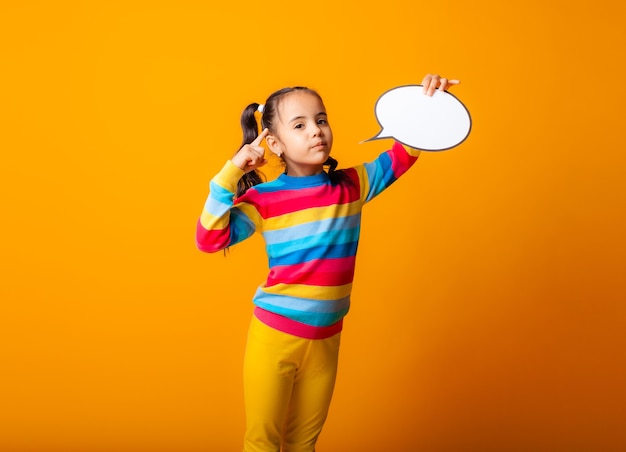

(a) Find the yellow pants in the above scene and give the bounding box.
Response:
[243,315,341,452]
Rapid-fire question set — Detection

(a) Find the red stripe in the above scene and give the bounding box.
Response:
[390,142,419,178]
[254,307,343,340]
[241,174,360,219]
[266,256,356,287]
[195,221,230,253]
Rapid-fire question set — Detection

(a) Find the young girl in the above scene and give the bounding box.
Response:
[197,74,459,452]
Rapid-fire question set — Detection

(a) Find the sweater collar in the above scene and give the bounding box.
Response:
[277,171,329,188]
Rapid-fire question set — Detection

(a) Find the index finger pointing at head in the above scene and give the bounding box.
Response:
[251,128,269,146]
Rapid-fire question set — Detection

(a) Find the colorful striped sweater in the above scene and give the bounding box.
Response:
[196,141,420,338]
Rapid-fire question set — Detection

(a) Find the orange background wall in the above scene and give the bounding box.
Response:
[1,1,625,451]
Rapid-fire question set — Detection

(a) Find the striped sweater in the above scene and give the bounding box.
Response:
[196,141,420,338]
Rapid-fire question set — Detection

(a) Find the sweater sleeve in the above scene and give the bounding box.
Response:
[196,160,258,253]
[357,141,421,204]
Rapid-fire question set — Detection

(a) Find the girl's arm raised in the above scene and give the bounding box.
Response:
[356,73,459,203]
[196,131,269,253]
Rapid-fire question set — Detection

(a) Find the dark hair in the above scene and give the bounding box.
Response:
[235,87,339,197]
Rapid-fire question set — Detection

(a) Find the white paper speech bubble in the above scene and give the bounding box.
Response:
[365,85,471,151]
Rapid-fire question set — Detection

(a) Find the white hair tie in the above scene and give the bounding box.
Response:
[257,104,265,113]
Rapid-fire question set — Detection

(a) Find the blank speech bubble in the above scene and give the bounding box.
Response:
[365,85,472,151]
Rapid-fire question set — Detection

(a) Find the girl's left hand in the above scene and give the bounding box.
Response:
[422,74,460,96]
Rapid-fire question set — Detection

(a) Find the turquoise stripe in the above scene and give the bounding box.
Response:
[255,289,350,313]
[204,196,231,217]
[209,180,235,204]
[263,214,361,245]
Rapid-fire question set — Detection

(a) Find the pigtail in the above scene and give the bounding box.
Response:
[324,156,338,173]
[236,103,265,198]
[235,87,343,190]
[325,155,346,185]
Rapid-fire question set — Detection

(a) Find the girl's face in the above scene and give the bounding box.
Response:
[266,91,333,177]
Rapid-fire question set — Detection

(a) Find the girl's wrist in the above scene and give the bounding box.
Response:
[230,156,246,171]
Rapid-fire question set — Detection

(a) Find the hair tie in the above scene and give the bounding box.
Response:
[257,104,265,113]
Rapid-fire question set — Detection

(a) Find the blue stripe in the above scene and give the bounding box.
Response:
[268,241,358,267]
[253,172,330,193]
[267,228,360,258]
[254,292,350,327]
[266,225,360,257]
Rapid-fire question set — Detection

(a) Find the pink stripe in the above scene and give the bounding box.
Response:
[266,256,356,287]
[254,307,343,340]
[243,180,361,219]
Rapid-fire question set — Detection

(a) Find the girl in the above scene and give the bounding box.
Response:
[197,74,459,452]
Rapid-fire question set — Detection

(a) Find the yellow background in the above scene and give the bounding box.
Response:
[2,1,625,451]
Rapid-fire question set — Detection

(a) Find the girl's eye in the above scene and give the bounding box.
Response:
[294,123,304,129]
[317,119,327,125]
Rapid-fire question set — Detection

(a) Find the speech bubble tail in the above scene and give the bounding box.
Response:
[360,131,388,144]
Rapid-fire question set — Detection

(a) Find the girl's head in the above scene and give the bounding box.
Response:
[236,87,338,196]
[262,88,333,177]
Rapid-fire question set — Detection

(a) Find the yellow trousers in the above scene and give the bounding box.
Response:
[243,316,341,452]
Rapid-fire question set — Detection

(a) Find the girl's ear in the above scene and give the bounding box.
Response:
[266,134,283,157]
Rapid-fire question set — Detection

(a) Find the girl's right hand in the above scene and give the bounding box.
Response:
[231,128,269,173]
[422,74,460,96]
